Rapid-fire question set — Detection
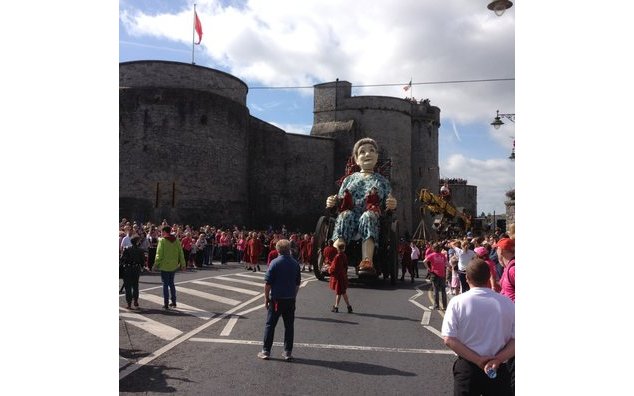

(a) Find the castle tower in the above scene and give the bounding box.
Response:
[119,61,251,225]
[311,81,441,237]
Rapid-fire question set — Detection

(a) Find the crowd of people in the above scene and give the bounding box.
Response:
[118,218,316,273]
[119,216,516,394]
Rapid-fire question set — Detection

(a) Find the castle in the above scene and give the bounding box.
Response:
[119,60,477,236]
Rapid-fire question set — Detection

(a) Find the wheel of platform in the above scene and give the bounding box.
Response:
[389,220,400,285]
[311,215,334,281]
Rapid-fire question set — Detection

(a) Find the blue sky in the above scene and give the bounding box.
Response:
[119,0,515,216]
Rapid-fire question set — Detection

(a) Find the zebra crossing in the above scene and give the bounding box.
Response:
[119,270,315,341]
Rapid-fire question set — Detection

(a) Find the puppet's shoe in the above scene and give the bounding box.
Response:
[358,258,376,276]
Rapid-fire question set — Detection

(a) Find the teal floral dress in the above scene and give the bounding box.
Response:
[332,172,392,246]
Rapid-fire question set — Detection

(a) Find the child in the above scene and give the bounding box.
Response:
[328,241,353,313]
[450,255,460,295]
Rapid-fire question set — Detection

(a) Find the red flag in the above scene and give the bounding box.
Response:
[194,11,203,45]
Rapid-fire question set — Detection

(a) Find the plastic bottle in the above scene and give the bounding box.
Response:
[486,367,497,379]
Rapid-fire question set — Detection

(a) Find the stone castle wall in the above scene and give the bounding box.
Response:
[447,184,477,218]
[120,60,247,105]
[120,61,454,235]
[119,84,250,226]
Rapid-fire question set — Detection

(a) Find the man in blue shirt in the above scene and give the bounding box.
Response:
[258,239,301,361]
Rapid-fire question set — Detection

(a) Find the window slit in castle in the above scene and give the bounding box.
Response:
[419,167,422,177]
[155,183,159,208]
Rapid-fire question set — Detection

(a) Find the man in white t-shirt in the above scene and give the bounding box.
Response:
[451,240,476,293]
[441,258,515,395]
[410,241,421,278]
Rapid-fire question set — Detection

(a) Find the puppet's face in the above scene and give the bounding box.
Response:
[355,143,378,171]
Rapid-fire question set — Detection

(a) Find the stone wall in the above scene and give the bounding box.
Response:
[119,62,447,236]
[246,118,335,230]
[120,60,247,105]
[119,84,250,226]
[447,184,477,219]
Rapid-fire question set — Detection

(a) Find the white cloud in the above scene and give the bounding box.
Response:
[120,0,515,213]
[442,154,514,215]
[269,122,312,135]
[120,0,514,124]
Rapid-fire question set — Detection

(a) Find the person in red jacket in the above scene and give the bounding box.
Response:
[328,241,353,313]
[247,231,263,272]
[266,248,279,267]
[321,239,337,274]
[299,234,313,272]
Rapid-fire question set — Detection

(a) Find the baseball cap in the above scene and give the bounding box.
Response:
[497,238,515,251]
[474,246,488,257]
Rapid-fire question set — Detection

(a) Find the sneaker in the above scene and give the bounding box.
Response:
[429,305,440,310]
[127,303,132,309]
[282,351,293,361]
[163,305,169,310]
[134,300,139,308]
[257,351,270,360]
[169,302,177,308]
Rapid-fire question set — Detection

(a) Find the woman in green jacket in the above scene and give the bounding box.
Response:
[153,226,186,310]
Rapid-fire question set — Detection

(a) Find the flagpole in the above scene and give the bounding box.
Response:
[192,4,196,64]
[410,77,413,100]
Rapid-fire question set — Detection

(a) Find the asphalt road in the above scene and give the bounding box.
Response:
[119,262,456,395]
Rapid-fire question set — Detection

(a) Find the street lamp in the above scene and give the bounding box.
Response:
[487,0,513,16]
[491,110,515,160]
[490,109,515,130]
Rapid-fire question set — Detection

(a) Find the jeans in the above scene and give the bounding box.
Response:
[262,298,296,354]
[123,269,140,304]
[160,270,177,305]
[203,245,212,266]
[220,246,228,264]
[458,271,470,293]
[431,273,447,309]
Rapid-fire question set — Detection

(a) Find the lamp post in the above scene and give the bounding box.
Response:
[490,109,515,129]
[491,110,515,160]
[487,0,513,16]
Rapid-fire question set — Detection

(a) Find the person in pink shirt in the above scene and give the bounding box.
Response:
[474,245,501,292]
[236,232,246,264]
[181,232,194,270]
[219,231,231,265]
[497,238,515,302]
[424,242,449,310]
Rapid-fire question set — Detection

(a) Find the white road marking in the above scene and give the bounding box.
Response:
[177,286,241,306]
[409,286,440,331]
[219,303,266,337]
[189,338,455,355]
[220,316,239,336]
[137,294,215,320]
[119,309,183,341]
[236,303,266,316]
[191,280,260,295]
[235,273,265,279]
[424,325,444,339]
[410,300,429,311]
[216,276,264,287]
[120,293,265,380]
